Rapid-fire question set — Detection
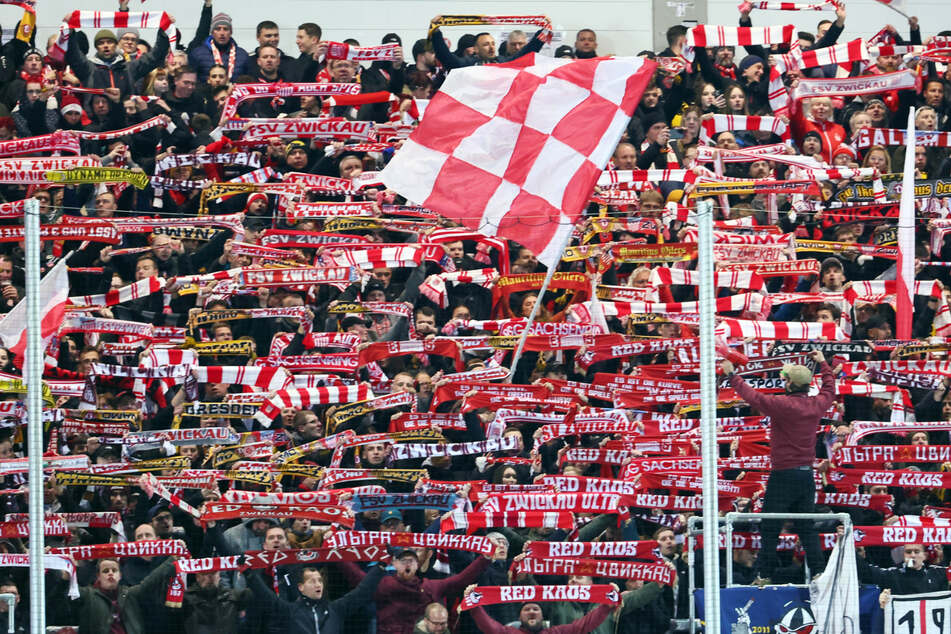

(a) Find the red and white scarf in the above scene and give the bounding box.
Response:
[69,276,164,307]
[254,385,372,425]
[420,269,500,307]
[699,114,790,144]
[51,11,177,62]
[461,585,620,610]
[715,318,845,340]
[325,530,494,555]
[440,510,574,532]
[73,116,169,141]
[0,131,80,157]
[325,42,402,61]
[220,83,361,121]
[684,25,795,115]
[514,558,674,584]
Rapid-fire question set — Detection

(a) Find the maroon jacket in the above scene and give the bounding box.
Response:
[728,361,835,470]
[470,604,613,633]
[339,556,489,634]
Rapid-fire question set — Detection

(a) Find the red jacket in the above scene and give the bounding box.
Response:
[471,604,613,633]
[790,108,846,164]
[728,361,836,470]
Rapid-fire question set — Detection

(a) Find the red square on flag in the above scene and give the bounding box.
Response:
[382,53,656,266]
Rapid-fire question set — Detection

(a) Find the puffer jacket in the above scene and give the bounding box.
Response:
[188,37,249,81]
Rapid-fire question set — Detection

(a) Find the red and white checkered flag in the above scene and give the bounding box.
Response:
[382,53,656,267]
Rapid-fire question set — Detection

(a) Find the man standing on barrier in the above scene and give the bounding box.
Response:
[720,350,835,584]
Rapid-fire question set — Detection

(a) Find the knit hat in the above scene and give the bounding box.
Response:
[211,12,233,31]
[93,29,117,45]
[832,144,857,161]
[60,94,82,116]
[244,192,268,210]
[738,54,766,75]
[641,110,667,131]
[22,48,43,63]
[781,364,813,387]
[117,27,139,40]
[285,139,307,155]
[453,33,477,56]
[554,45,576,59]
[802,130,823,148]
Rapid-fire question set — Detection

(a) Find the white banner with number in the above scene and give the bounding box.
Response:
[885,591,951,634]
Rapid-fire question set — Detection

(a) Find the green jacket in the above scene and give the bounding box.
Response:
[74,559,175,634]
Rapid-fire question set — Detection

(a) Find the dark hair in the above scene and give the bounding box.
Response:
[415,305,436,319]
[666,25,688,46]
[256,20,278,35]
[298,23,321,40]
[798,31,815,44]
[817,19,832,30]
[815,303,841,320]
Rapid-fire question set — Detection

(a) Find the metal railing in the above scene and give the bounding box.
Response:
[0,593,15,633]
[685,512,852,634]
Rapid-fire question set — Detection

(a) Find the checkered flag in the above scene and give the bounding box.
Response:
[382,53,656,267]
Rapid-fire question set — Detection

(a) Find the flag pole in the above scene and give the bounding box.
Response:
[24,197,46,634]
[880,2,910,19]
[896,107,916,339]
[697,197,721,634]
[508,224,577,381]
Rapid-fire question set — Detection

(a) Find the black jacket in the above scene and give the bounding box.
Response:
[245,563,386,634]
[857,558,949,594]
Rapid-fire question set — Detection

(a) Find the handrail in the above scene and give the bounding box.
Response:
[0,593,15,634]
[685,512,852,634]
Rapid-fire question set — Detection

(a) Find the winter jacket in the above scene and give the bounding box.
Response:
[188,37,249,81]
[182,583,252,634]
[339,556,489,634]
[65,30,168,96]
[71,558,175,634]
[247,564,385,634]
[430,29,544,70]
[857,558,950,595]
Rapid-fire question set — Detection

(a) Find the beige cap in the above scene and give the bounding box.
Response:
[781,364,813,387]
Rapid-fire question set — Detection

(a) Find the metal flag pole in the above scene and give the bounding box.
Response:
[24,197,46,634]
[896,107,916,340]
[880,2,910,19]
[508,224,577,381]
[697,198,721,634]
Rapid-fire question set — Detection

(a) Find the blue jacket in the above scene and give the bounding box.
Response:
[188,36,249,81]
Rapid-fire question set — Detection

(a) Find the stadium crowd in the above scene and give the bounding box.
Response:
[0,0,949,632]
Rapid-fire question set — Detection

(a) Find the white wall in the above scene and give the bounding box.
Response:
[12,0,951,59]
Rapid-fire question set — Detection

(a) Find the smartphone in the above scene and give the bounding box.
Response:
[669,127,686,140]
[714,89,723,99]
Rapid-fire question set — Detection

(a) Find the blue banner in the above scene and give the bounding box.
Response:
[696,585,883,633]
